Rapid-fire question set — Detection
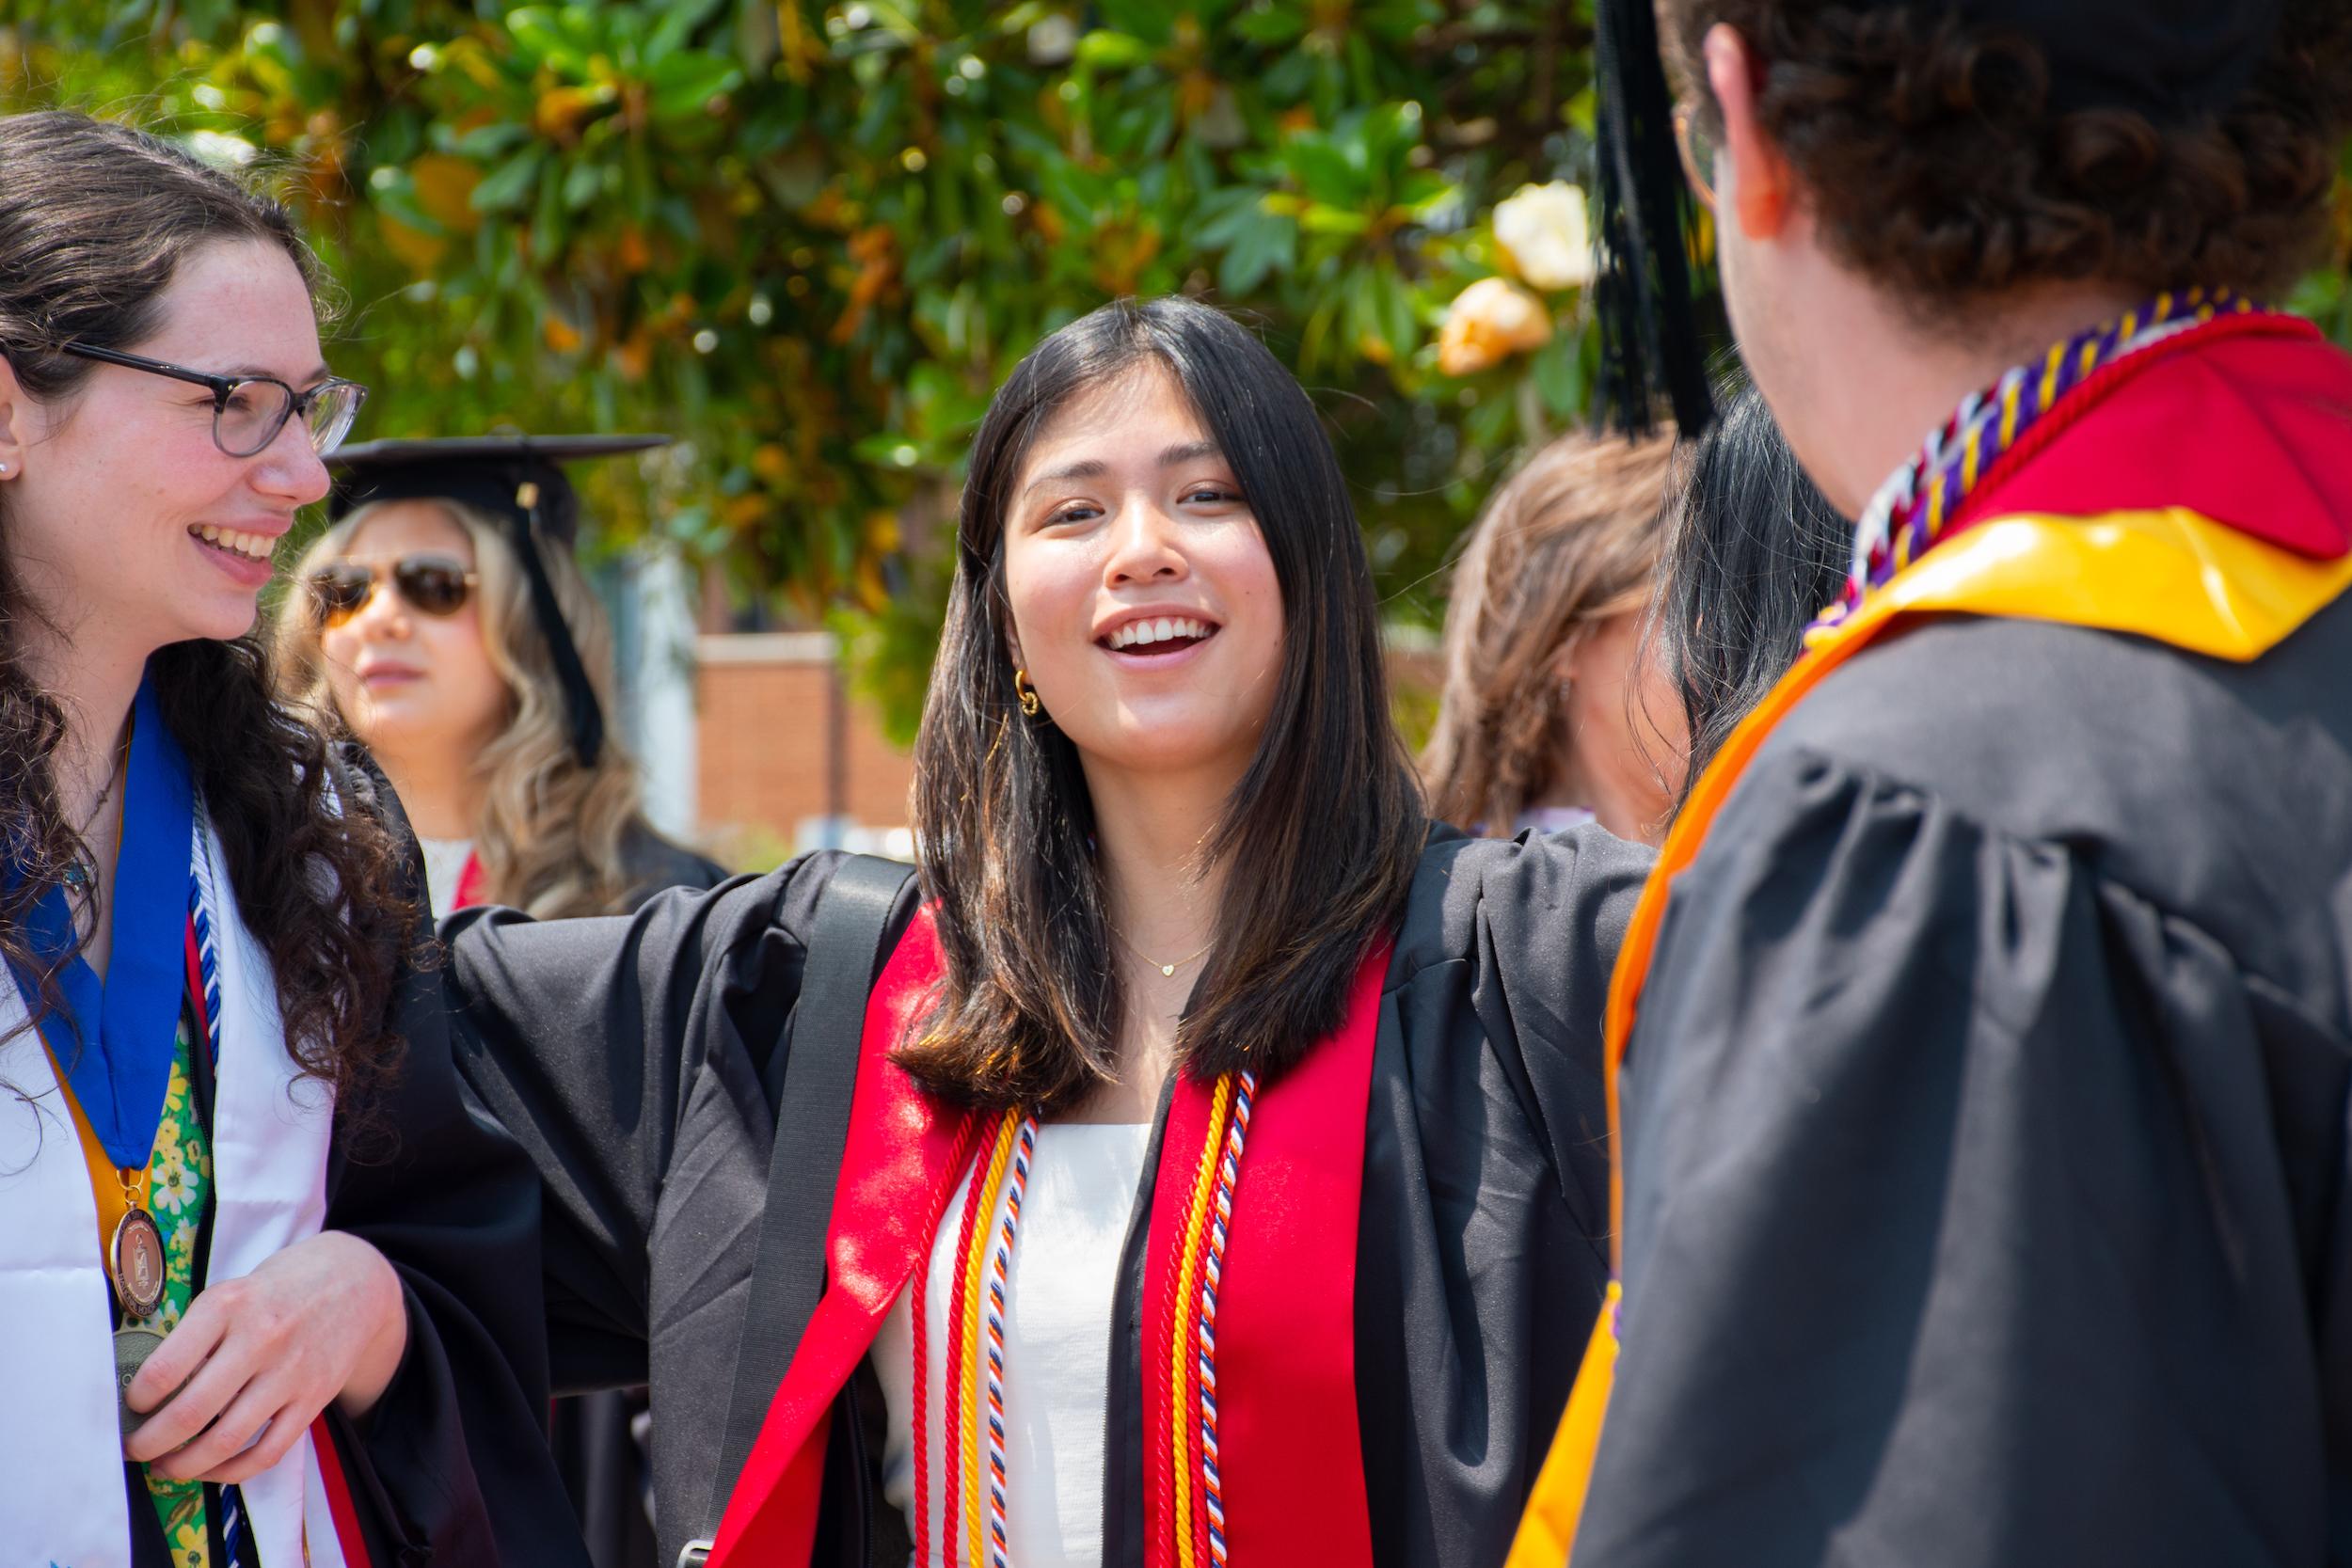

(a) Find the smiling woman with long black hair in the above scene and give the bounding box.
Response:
[443,295,1650,1568]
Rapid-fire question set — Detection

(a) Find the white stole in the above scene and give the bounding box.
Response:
[0,810,350,1567]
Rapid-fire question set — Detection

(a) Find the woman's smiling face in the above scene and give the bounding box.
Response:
[0,239,333,650]
[1000,363,1286,784]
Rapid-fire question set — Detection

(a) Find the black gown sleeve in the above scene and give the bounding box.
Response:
[438,851,915,1559]
[1454,824,1651,1260]
[314,785,592,1567]
[1573,748,2345,1567]
[1356,823,1650,1568]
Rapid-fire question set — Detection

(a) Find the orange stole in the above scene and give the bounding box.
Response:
[1505,507,2352,1566]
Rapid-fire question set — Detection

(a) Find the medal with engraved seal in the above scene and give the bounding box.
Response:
[107,1164,171,1432]
[110,1178,167,1319]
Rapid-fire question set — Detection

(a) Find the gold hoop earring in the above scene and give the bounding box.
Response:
[1013,667,1041,718]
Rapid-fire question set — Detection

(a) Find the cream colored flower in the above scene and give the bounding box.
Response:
[1494,181,1597,292]
[152,1151,197,1217]
[1438,277,1553,376]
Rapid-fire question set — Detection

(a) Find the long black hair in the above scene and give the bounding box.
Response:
[1658,377,1851,809]
[902,297,1425,1112]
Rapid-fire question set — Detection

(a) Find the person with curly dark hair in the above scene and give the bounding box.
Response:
[0,110,586,1567]
[1511,2,2352,1564]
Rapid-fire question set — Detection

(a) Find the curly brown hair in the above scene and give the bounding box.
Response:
[1661,0,2352,312]
[0,111,407,1114]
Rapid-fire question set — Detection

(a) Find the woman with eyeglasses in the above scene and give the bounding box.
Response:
[277,434,726,1568]
[278,436,723,926]
[0,111,585,1567]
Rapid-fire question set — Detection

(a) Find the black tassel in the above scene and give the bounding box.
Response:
[1592,0,1715,437]
[509,487,607,769]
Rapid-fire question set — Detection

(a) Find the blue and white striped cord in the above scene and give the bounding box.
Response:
[189,808,254,1568]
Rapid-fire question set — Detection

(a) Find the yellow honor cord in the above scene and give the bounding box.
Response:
[961,1108,1020,1568]
[1168,1075,1233,1568]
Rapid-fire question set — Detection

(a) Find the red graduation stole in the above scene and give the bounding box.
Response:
[452,849,488,912]
[708,906,1387,1567]
[311,1419,381,1565]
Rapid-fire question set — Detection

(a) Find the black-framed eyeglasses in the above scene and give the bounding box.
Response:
[1674,102,1720,211]
[57,342,368,458]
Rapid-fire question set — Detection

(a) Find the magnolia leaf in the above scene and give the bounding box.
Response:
[470,146,547,213]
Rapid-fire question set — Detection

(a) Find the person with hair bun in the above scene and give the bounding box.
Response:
[0,111,583,1566]
[1515,1,2352,1562]
[441,294,1653,1568]
[1422,429,1684,846]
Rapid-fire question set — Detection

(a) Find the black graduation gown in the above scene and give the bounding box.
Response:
[1575,602,2352,1565]
[125,774,587,1568]
[439,821,1651,1568]
[547,828,730,1568]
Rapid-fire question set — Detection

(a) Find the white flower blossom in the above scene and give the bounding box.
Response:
[1494,181,1597,292]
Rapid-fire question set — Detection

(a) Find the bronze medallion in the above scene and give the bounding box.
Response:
[110,1205,167,1322]
[114,1324,167,1436]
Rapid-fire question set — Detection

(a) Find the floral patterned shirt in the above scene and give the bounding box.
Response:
[135,1006,215,1568]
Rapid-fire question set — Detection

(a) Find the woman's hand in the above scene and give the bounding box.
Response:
[122,1229,410,1484]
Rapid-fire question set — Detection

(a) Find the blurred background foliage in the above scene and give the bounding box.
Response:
[4,3,2348,736]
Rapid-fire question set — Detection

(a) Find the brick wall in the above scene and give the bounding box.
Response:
[695,633,915,850]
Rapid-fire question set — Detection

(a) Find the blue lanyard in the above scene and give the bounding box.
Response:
[9,672,199,1170]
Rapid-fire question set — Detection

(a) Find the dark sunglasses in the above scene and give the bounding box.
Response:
[57,342,368,458]
[1674,102,1720,211]
[309,554,478,628]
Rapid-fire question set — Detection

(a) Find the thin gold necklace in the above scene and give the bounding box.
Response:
[1113,926,1214,979]
[63,723,134,893]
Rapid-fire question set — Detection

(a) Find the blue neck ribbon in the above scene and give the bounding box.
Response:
[13,670,197,1170]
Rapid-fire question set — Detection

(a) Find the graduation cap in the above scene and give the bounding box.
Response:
[326,434,671,768]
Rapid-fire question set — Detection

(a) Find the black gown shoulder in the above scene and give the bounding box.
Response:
[440,851,918,1551]
[1576,606,2352,1568]
[1356,821,1650,1568]
[617,821,731,907]
[445,828,1654,1568]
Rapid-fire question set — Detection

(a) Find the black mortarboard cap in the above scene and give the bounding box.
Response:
[326,434,672,768]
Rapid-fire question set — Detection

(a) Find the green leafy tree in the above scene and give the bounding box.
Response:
[6,5,2348,735]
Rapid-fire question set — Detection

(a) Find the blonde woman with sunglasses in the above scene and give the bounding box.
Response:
[278,436,723,926]
[278,436,723,1568]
